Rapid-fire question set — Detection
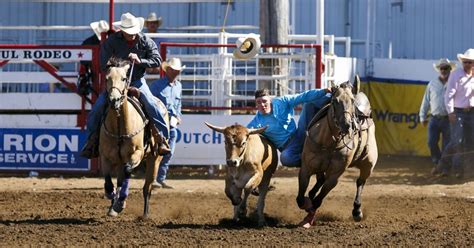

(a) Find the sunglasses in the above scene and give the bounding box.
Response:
[463,61,474,64]
[439,67,451,71]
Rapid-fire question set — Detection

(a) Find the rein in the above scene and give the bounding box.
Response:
[319,98,358,151]
[103,61,147,140]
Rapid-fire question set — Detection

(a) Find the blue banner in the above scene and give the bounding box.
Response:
[0,128,90,171]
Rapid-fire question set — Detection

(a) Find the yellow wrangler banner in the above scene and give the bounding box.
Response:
[362,78,429,156]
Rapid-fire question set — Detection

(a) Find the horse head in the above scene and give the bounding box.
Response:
[106,57,130,112]
[330,81,355,134]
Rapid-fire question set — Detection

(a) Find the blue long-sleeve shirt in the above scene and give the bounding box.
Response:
[149,76,182,119]
[100,32,162,82]
[247,89,329,149]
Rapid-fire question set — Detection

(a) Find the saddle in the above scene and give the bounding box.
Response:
[354,92,371,118]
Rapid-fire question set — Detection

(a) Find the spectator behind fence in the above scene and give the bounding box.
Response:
[149,58,185,189]
[77,20,109,96]
[419,58,455,172]
[435,49,474,178]
[247,88,331,168]
[144,12,166,76]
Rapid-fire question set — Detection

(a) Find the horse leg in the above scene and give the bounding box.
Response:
[352,163,372,222]
[296,165,313,210]
[142,156,160,218]
[112,165,132,214]
[300,172,342,228]
[308,172,325,200]
[101,158,118,217]
[352,177,366,222]
[104,174,115,200]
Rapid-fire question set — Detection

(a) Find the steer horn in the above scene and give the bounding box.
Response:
[204,122,225,133]
[248,126,268,135]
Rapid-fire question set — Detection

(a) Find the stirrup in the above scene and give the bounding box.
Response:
[80,135,99,158]
[156,142,171,156]
[80,142,99,158]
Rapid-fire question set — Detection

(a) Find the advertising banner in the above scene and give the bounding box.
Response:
[172,115,254,165]
[0,128,89,171]
[363,78,430,156]
[0,48,92,62]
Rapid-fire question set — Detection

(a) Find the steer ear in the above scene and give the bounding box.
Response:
[248,126,267,135]
[205,122,225,133]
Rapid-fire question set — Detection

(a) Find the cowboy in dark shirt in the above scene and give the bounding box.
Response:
[80,13,171,158]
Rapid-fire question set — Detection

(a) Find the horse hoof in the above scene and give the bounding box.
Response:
[257,220,267,228]
[302,222,312,229]
[107,207,118,217]
[353,212,363,222]
[112,200,126,213]
[299,210,316,228]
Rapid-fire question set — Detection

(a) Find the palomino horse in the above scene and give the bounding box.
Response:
[100,57,168,217]
[296,78,378,228]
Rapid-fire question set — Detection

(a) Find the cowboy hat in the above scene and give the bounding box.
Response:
[433,58,456,72]
[113,12,144,35]
[90,20,109,40]
[145,12,163,27]
[162,58,186,71]
[233,33,261,60]
[457,48,474,62]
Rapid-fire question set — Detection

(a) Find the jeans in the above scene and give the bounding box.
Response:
[439,109,474,174]
[280,102,321,167]
[157,127,177,182]
[86,77,169,139]
[427,116,450,164]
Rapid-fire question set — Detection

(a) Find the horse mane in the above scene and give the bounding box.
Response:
[107,57,130,69]
[338,81,353,89]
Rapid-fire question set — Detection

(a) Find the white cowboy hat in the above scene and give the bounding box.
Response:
[113,12,144,35]
[457,48,474,62]
[161,58,186,71]
[145,12,163,27]
[233,33,261,60]
[433,58,456,72]
[90,20,109,40]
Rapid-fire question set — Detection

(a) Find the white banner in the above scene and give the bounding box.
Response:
[172,114,254,165]
[0,49,92,62]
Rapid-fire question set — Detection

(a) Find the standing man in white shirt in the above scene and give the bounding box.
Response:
[437,49,474,178]
[419,58,455,173]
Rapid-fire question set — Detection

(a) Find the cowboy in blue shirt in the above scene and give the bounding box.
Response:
[247,88,331,167]
[80,12,170,158]
[149,58,184,189]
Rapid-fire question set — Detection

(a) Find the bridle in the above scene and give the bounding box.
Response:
[327,89,358,150]
[103,62,147,140]
[106,62,134,113]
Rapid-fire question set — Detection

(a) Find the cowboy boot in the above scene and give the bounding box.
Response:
[151,125,171,156]
[80,132,99,159]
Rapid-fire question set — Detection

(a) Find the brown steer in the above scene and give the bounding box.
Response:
[205,122,278,227]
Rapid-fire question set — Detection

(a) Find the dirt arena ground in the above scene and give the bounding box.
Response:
[0,156,472,247]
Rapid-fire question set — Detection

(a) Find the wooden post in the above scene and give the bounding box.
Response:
[259,0,289,95]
